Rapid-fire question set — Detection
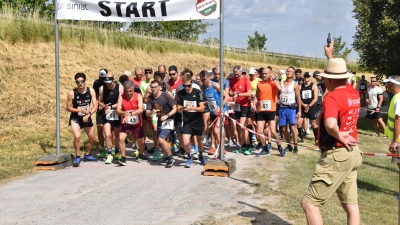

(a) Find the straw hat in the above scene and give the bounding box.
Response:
[319,58,353,79]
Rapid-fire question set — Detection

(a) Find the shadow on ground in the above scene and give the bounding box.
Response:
[236,201,292,225]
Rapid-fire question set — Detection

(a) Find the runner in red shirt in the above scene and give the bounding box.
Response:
[229,65,252,155]
[131,67,145,88]
[168,65,182,98]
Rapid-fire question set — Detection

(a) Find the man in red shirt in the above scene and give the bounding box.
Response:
[131,67,145,88]
[229,65,253,155]
[301,42,362,225]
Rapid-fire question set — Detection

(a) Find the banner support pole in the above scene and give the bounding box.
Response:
[218,0,224,160]
[54,1,61,155]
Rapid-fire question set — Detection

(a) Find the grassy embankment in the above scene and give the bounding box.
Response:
[1,10,394,225]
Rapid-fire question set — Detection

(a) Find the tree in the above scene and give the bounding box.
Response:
[247,31,267,51]
[353,0,400,79]
[332,36,352,61]
[129,20,212,42]
[202,36,220,46]
[3,0,54,18]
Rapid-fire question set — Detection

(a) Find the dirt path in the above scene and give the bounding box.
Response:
[0,143,291,225]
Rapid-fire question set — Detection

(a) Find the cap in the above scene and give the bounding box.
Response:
[144,66,153,71]
[313,70,320,77]
[383,76,400,85]
[249,67,257,75]
[304,72,311,77]
[168,65,178,72]
[99,68,108,78]
[279,69,286,74]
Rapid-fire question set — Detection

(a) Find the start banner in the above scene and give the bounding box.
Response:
[56,0,220,22]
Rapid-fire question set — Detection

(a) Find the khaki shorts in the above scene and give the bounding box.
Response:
[303,145,363,207]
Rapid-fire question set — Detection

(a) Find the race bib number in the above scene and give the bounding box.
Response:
[106,110,119,121]
[260,100,271,111]
[161,119,174,130]
[302,90,312,99]
[280,94,295,105]
[208,101,217,112]
[228,104,234,113]
[360,85,366,89]
[126,114,139,125]
[78,105,90,116]
[172,89,176,98]
[184,100,197,112]
[234,104,241,112]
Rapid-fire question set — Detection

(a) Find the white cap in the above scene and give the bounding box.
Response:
[249,67,257,75]
[279,70,286,74]
[383,76,400,85]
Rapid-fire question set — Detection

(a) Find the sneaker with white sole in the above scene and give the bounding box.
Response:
[105,154,113,164]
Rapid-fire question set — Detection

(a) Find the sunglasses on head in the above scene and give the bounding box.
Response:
[76,80,85,84]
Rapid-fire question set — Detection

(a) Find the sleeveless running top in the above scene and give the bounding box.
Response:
[71,87,92,117]
[203,81,225,114]
[359,80,368,91]
[121,92,142,126]
[280,80,296,107]
[103,83,120,106]
[257,80,277,112]
[300,82,314,105]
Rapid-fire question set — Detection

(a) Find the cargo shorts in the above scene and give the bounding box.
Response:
[302,145,363,206]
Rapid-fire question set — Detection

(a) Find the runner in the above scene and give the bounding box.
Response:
[177,74,206,167]
[131,66,145,88]
[116,80,148,165]
[278,66,301,156]
[357,75,368,105]
[140,66,154,144]
[366,77,386,137]
[66,73,98,167]
[297,72,319,145]
[146,80,177,167]
[249,67,260,149]
[200,70,228,156]
[98,72,124,164]
[229,65,253,155]
[92,68,107,157]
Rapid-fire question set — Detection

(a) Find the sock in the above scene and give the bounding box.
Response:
[297,128,303,139]
[115,148,120,153]
[207,132,211,139]
[167,155,173,160]
[107,148,113,154]
[194,146,199,152]
[294,143,298,148]
[187,153,191,158]
[211,144,215,148]
[76,155,81,158]
[199,151,203,156]
[171,130,176,144]
[313,128,318,140]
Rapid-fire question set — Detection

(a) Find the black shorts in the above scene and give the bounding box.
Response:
[254,112,258,121]
[367,109,382,120]
[256,111,276,122]
[203,103,210,113]
[301,106,318,120]
[96,109,105,125]
[103,114,121,128]
[210,114,218,122]
[182,124,204,136]
[234,106,250,119]
[69,116,93,129]
[276,104,280,117]
[142,111,147,120]
[175,113,182,123]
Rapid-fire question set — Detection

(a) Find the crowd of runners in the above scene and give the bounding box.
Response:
[66,63,377,168]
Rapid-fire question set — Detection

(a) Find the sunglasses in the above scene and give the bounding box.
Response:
[304,76,311,78]
[169,73,176,76]
[76,80,85,85]
[183,84,192,88]
[145,71,152,74]
[371,80,377,82]
[150,86,159,89]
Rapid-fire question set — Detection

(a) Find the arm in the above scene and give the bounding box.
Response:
[324,117,358,150]
[98,86,108,110]
[223,87,229,106]
[66,90,82,114]
[324,42,334,59]
[90,88,98,114]
[376,94,383,111]
[294,83,302,113]
[145,86,151,103]
[116,95,124,116]
[274,79,282,91]
[253,86,259,111]
[309,84,319,107]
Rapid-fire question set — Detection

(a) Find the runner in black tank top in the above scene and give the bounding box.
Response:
[298,74,319,144]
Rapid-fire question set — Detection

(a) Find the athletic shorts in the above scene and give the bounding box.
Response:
[366,108,382,120]
[303,145,362,206]
[301,106,318,120]
[256,111,276,122]
[210,114,218,123]
[359,90,367,95]
[203,103,210,113]
[254,112,258,121]
[279,107,297,126]
[96,109,105,125]
[120,124,144,139]
[157,128,171,140]
[69,116,93,129]
[103,115,121,128]
[142,111,147,120]
[234,106,250,119]
[276,104,280,117]
[182,124,203,136]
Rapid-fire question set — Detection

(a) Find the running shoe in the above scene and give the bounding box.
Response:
[199,154,207,165]
[132,143,137,150]
[72,157,81,167]
[152,149,161,162]
[130,151,139,157]
[193,153,199,160]
[208,146,216,155]
[256,147,270,157]
[298,138,304,143]
[293,146,299,154]
[114,152,122,160]
[235,145,247,154]
[185,156,193,168]
[165,157,175,168]
[83,154,97,161]
[105,154,113,164]
[244,146,253,155]
[138,154,149,162]
[278,145,286,157]
[266,143,272,151]
[147,147,155,154]
[118,156,127,166]
[285,145,293,152]
[97,148,106,158]
[227,139,233,147]
[255,143,262,150]
[179,148,187,158]
[171,144,179,153]
[111,148,116,156]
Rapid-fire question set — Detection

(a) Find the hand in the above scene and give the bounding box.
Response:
[83,114,89,123]
[338,129,359,151]
[365,99,369,103]
[251,104,257,112]
[375,107,380,112]
[324,42,334,59]
[389,141,397,153]
[296,112,301,118]
[304,107,309,113]
[80,108,89,115]
[124,111,131,117]
[184,106,191,112]
[105,105,111,114]
[160,115,168,122]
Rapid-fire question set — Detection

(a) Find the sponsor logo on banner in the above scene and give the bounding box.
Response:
[58,0,89,11]
[196,0,217,16]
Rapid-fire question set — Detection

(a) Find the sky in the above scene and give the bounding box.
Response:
[199,0,359,62]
